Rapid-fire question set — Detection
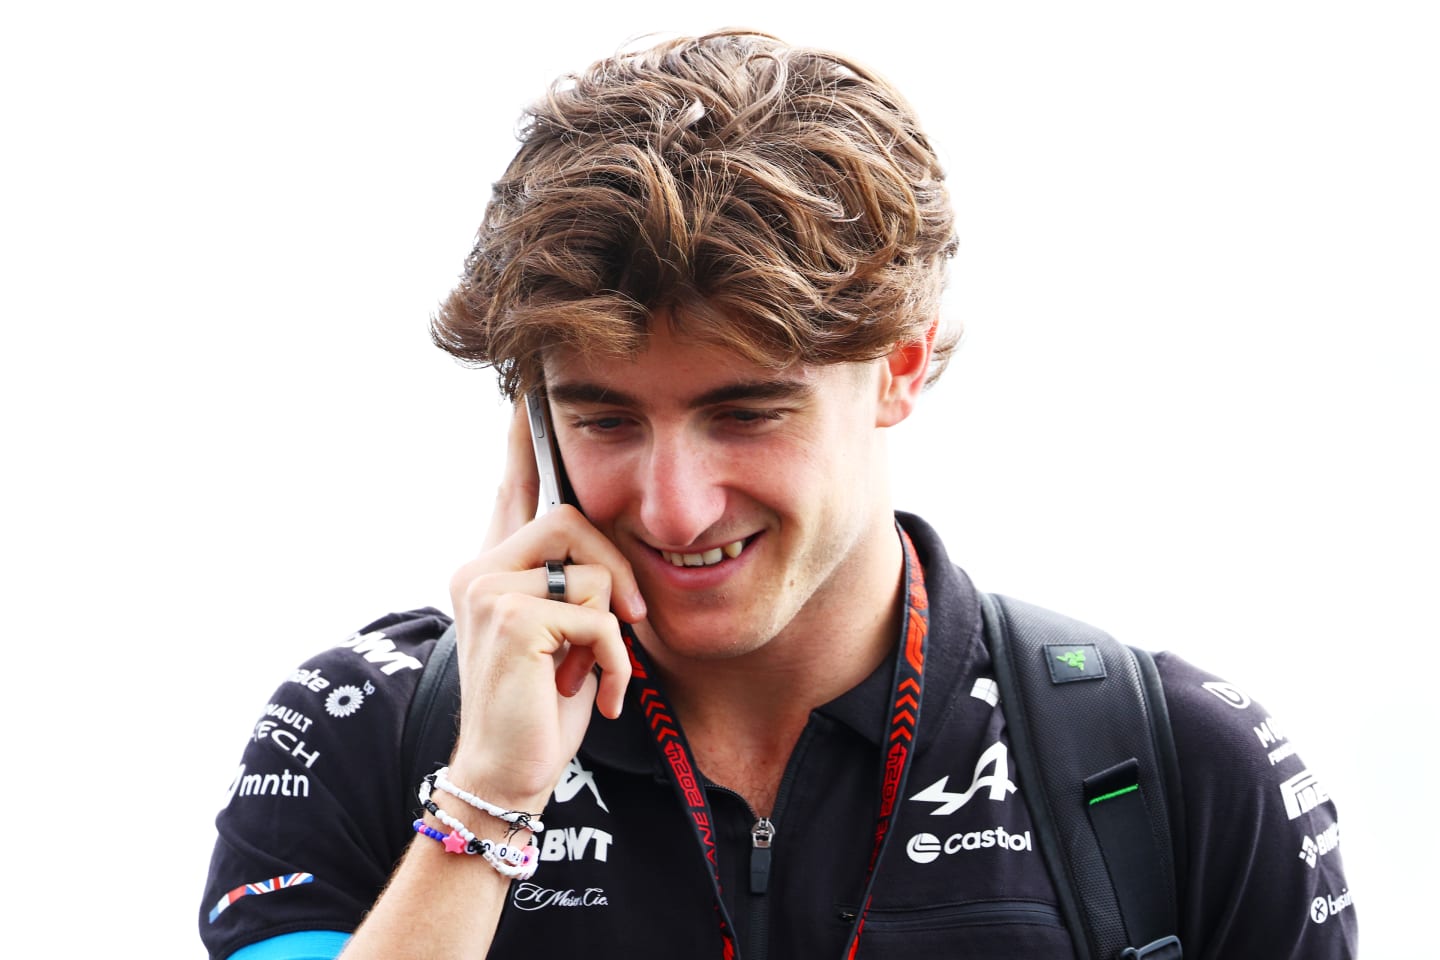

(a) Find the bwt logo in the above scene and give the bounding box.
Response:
[906,827,1032,864]
[1299,822,1341,869]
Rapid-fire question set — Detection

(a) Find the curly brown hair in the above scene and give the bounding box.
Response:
[432,30,958,398]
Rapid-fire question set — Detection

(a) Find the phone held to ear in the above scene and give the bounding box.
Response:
[525,389,574,514]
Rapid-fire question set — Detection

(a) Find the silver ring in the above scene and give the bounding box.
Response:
[545,560,567,602]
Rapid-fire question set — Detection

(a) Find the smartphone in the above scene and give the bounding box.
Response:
[524,389,575,514]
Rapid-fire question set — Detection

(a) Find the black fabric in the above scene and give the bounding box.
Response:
[400,623,459,807]
[1083,761,1173,950]
[199,514,1357,959]
[985,593,1180,959]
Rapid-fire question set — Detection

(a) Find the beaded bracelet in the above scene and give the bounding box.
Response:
[410,819,539,879]
[431,767,546,834]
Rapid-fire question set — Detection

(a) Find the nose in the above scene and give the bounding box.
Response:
[637,427,728,549]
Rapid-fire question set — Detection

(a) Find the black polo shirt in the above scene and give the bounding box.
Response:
[201,514,1357,958]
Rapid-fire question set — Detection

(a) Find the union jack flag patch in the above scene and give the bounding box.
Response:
[208,872,315,923]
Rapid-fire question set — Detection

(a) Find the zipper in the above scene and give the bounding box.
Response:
[750,817,775,894]
[836,899,1065,930]
[706,725,811,960]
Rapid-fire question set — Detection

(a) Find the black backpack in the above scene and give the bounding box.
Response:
[401,592,1186,960]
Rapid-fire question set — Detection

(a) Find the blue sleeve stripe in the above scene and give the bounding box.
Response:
[228,931,351,960]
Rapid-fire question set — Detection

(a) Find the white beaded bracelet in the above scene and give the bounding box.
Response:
[432,766,547,834]
[414,791,539,879]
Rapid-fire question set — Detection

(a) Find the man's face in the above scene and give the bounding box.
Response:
[544,322,901,664]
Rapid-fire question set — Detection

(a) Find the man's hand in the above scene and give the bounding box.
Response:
[444,404,643,810]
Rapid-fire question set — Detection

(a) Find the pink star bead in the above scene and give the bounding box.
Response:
[442,831,468,855]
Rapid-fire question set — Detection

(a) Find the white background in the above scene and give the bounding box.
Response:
[3,2,1434,955]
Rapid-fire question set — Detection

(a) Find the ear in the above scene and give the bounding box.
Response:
[875,318,938,427]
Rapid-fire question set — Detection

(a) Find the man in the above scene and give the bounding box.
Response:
[201,31,1356,959]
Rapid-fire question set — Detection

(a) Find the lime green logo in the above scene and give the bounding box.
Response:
[1056,650,1087,671]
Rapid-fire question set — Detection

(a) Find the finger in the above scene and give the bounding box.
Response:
[461,593,632,676]
[500,597,632,718]
[454,564,615,615]
[554,644,596,698]
[461,507,647,623]
[483,402,541,551]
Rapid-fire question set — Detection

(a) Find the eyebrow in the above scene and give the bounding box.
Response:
[547,378,815,410]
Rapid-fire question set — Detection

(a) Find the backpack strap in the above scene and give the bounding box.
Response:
[982,592,1184,960]
[400,623,462,805]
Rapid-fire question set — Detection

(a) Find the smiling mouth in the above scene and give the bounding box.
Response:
[658,537,750,568]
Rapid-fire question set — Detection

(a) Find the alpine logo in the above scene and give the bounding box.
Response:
[910,741,1017,815]
[906,826,1033,863]
[1201,680,1252,709]
[1309,888,1354,924]
[1279,768,1330,820]
[554,757,608,812]
[1299,822,1341,869]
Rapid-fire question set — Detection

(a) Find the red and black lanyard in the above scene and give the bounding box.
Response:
[621,526,930,959]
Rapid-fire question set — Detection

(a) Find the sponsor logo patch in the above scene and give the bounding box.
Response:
[289,667,330,693]
[336,630,423,675]
[512,883,610,911]
[1279,768,1330,820]
[1299,822,1341,869]
[911,741,1017,815]
[1045,643,1105,684]
[1201,680,1251,709]
[324,681,373,718]
[539,826,614,862]
[263,703,315,733]
[554,757,609,812]
[252,719,322,768]
[1254,715,1300,765]
[1309,887,1354,924]
[229,763,311,799]
[905,826,1033,864]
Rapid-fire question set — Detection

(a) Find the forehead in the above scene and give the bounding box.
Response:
[544,323,832,401]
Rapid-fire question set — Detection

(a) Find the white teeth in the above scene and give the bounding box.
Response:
[661,539,747,568]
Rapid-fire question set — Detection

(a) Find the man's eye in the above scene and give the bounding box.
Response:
[726,409,785,424]
[575,415,627,432]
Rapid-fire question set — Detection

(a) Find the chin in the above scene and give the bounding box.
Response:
[642,612,773,663]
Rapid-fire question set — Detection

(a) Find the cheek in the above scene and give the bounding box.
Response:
[561,447,631,524]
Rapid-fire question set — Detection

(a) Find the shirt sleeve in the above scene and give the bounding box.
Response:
[1155,651,1358,959]
[198,609,451,960]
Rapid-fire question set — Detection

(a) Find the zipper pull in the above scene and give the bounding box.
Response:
[750,817,775,894]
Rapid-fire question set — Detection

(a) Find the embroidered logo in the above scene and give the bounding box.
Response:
[1201,680,1252,709]
[910,741,1018,815]
[554,757,609,812]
